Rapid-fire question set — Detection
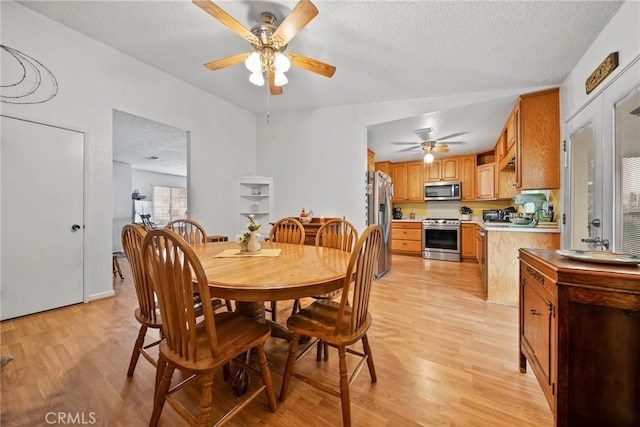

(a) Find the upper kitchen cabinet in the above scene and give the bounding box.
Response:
[375,161,392,178]
[425,157,459,182]
[407,161,426,201]
[392,162,408,202]
[392,161,424,202]
[367,149,376,172]
[458,154,476,201]
[476,151,496,200]
[512,89,560,189]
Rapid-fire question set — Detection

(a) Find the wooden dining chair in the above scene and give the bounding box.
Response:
[122,224,228,378]
[266,217,305,321]
[121,224,163,377]
[291,218,358,315]
[291,219,359,360]
[165,218,233,311]
[142,229,278,427]
[279,225,382,427]
[164,218,207,244]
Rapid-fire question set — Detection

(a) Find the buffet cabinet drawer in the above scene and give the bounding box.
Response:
[393,228,421,241]
[391,239,422,253]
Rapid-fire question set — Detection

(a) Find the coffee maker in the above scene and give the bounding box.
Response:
[393,207,403,219]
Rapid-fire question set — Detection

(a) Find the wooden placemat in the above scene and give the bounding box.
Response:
[213,248,282,258]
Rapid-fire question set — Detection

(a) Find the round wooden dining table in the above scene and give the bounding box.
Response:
[190,240,351,330]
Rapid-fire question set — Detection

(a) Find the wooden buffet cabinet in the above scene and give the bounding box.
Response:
[519,248,640,426]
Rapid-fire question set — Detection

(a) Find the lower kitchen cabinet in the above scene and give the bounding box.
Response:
[519,248,640,426]
[391,221,422,256]
[460,223,477,259]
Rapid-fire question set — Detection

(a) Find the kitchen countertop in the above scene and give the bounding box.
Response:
[392,218,424,223]
[461,219,560,233]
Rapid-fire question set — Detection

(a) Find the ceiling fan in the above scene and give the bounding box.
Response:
[392,130,467,154]
[193,0,336,95]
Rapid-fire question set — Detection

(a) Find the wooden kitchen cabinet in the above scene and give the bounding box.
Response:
[391,221,422,256]
[476,163,495,200]
[375,161,392,177]
[367,149,376,172]
[392,162,408,202]
[519,248,640,426]
[407,161,425,201]
[458,154,476,201]
[460,223,477,259]
[512,89,560,189]
[424,157,459,182]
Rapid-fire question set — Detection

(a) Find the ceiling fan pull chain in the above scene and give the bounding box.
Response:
[266,78,270,124]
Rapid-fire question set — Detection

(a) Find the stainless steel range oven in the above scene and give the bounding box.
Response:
[422,218,461,262]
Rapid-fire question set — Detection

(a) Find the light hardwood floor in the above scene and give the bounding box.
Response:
[1,255,553,426]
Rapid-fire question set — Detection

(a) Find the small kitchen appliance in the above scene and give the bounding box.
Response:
[514,193,547,221]
[393,207,403,219]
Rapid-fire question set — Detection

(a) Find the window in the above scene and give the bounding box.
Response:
[153,186,187,226]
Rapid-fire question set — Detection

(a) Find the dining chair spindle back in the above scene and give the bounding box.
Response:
[266,217,306,321]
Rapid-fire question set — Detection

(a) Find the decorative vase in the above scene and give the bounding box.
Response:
[247,232,261,253]
[461,214,471,221]
[239,242,248,252]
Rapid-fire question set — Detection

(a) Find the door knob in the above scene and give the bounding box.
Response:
[71,224,81,232]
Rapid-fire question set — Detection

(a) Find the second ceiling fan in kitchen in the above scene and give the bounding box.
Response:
[392,129,467,162]
[193,0,336,95]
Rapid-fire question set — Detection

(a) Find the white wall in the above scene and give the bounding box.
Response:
[112,161,132,252]
[561,1,640,118]
[1,2,257,300]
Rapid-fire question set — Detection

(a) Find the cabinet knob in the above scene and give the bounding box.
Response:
[530,308,539,315]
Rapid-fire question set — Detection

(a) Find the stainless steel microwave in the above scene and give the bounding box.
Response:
[424,181,461,201]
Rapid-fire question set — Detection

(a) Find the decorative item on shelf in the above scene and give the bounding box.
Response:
[250,202,259,213]
[299,208,313,223]
[409,209,416,219]
[235,215,261,253]
[459,206,473,221]
[131,189,145,200]
[252,188,261,195]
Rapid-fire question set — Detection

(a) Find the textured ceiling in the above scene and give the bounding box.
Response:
[18,0,626,168]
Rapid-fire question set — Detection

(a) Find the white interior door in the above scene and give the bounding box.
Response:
[1,116,84,320]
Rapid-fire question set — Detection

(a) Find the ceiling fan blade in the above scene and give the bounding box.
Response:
[433,146,449,153]
[204,52,250,71]
[391,142,420,146]
[268,69,283,95]
[192,0,258,44]
[272,0,318,46]
[289,53,336,78]
[398,146,421,153]
[435,132,468,141]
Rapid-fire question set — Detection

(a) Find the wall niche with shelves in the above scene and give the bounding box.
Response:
[236,175,274,232]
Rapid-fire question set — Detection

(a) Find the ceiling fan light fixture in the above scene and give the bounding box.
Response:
[274,52,291,72]
[245,52,261,73]
[274,71,288,87]
[249,71,265,86]
[424,152,435,164]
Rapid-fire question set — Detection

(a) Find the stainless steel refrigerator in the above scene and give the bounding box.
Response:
[367,171,392,278]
